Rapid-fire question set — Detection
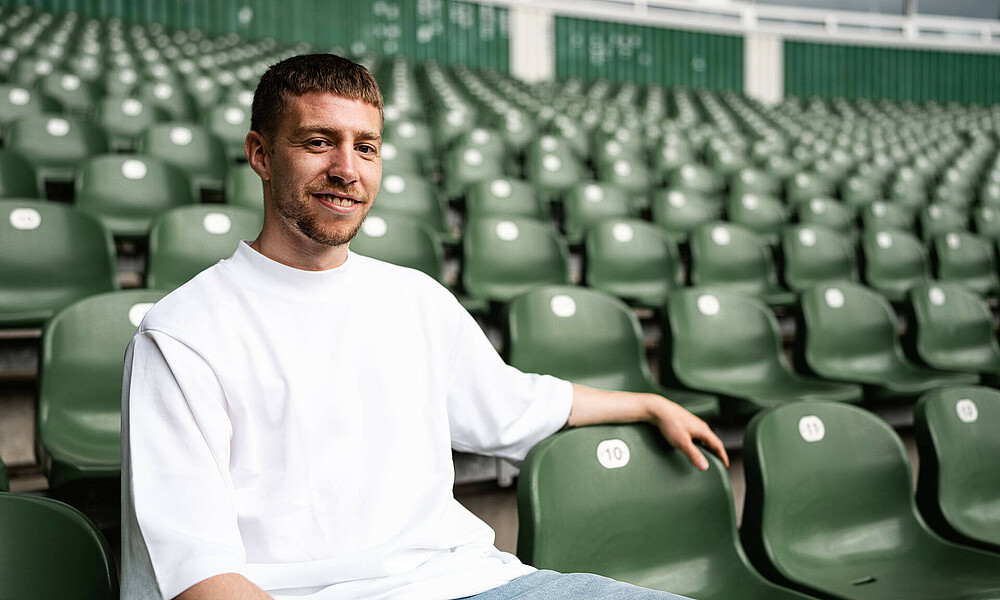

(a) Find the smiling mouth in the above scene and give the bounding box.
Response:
[313,193,361,208]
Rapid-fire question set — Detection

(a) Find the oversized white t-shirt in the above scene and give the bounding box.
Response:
[121,241,574,600]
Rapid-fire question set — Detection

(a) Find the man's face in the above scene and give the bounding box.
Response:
[265,91,382,247]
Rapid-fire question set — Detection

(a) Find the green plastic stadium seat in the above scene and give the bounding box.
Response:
[0,148,41,197]
[799,282,977,401]
[0,493,118,600]
[518,424,810,600]
[225,162,263,211]
[37,71,99,115]
[584,219,683,310]
[919,203,968,241]
[861,201,915,232]
[861,228,932,302]
[0,84,60,131]
[781,225,858,292]
[6,115,108,187]
[562,182,632,245]
[443,145,504,200]
[729,167,781,198]
[667,162,724,196]
[138,122,228,197]
[651,141,695,179]
[840,174,882,209]
[39,289,166,488]
[0,199,118,327]
[742,401,1000,600]
[663,289,861,415]
[785,171,834,205]
[466,178,547,222]
[95,96,169,152]
[375,172,455,242]
[689,222,794,306]
[972,206,1000,239]
[462,216,571,304]
[795,197,856,237]
[380,141,425,177]
[383,119,432,155]
[102,66,141,97]
[915,386,1000,553]
[526,143,586,202]
[931,232,999,296]
[203,103,250,161]
[350,212,446,284]
[908,282,1000,384]
[507,287,718,417]
[74,154,195,238]
[651,189,722,243]
[136,80,197,121]
[596,158,652,210]
[726,193,789,244]
[186,74,224,113]
[147,205,263,290]
[452,127,508,163]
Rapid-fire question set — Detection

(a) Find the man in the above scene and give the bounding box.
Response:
[121,54,728,600]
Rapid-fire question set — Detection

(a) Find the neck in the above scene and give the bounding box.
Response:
[250,220,349,271]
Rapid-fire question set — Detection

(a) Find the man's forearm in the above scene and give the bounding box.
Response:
[174,573,273,600]
[567,383,730,470]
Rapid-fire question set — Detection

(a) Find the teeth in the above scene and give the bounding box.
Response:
[317,194,354,207]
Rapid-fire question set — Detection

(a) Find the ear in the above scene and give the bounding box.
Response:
[245,130,271,181]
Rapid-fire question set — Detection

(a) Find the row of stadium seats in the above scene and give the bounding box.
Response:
[24,278,1000,495]
[518,390,1000,600]
[4,387,997,600]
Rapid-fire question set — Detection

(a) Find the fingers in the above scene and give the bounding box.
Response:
[678,437,710,471]
[696,425,730,468]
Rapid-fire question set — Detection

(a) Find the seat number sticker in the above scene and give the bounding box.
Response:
[955,399,978,423]
[596,439,630,469]
[798,416,825,442]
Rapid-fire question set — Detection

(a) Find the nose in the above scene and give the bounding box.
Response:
[325,143,359,184]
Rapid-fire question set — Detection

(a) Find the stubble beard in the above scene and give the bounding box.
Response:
[272,181,371,247]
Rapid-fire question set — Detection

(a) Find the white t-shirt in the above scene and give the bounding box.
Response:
[121,241,573,600]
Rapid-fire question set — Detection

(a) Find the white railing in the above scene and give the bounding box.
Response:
[485,0,1000,53]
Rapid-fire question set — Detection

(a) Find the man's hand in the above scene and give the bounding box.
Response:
[568,383,730,470]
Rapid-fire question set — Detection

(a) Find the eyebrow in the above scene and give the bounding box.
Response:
[290,125,382,142]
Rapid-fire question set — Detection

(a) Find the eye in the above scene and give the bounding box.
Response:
[307,138,330,149]
[357,143,377,155]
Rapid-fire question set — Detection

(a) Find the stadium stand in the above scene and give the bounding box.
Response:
[3,0,1000,594]
[915,386,1000,553]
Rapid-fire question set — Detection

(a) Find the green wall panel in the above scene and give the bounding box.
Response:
[555,16,743,90]
[0,0,509,71]
[786,40,1000,104]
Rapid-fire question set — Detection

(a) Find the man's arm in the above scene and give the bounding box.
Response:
[174,574,272,600]
[567,383,729,470]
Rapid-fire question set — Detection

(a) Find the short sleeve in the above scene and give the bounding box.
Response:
[123,329,246,599]
[445,304,573,463]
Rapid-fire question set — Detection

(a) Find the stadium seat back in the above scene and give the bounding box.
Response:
[915,386,1000,551]
[781,225,857,292]
[466,178,547,222]
[563,182,632,244]
[95,96,169,151]
[0,200,118,326]
[139,122,228,194]
[462,217,571,304]
[689,222,791,304]
[861,228,932,301]
[147,205,263,290]
[39,289,166,488]
[0,493,118,599]
[651,189,722,242]
[350,212,446,283]
[0,149,41,197]
[931,232,999,296]
[861,201,915,232]
[909,282,1000,375]
[726,193,788,243]
[74,154,195,238]
[136,80,197,121]
[795,197,856,237]
[507,286,655,393]
[225,162,264,211]
[203,103,250,161]
[6,115,108,183]
[0,84,60,128]
[584,219,682,309]
[919,203,968,241]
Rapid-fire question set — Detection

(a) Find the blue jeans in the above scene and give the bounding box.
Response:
[461,570,695,599]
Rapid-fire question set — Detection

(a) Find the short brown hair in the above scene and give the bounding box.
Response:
[250,53,384,141]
